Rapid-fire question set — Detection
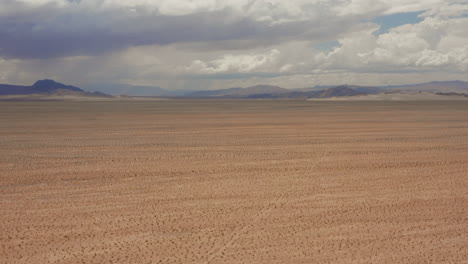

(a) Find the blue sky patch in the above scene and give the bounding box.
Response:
[373,11,425,35]
[314,40,340,52]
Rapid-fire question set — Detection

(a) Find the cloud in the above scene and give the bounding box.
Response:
[1,0,462,60]
[8,0,449,60]
[1,0,467,90]
[188,49,280,74]
[0,0,354,59]
[324,16,468,71]
[184,12,468,78]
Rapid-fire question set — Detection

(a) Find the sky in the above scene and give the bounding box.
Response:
[0,0,467,91]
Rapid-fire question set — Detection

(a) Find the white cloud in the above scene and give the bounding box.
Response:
[333,0,388,16]
[1,0,468,89]
[188,49,281,74]
[313,16,468,71]
[6,0,331,21]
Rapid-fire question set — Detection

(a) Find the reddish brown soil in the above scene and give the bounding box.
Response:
[1,100,467,264]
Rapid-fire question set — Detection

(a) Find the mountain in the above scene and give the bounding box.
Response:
[299,81,468,94]
[0,84,36,95]
[0,79,110,97]
[188,85,364,99]
[82,83,189,97]
[242,81,468,99]
[188,85,289,97]
[308,91,468,101]
[387,81,468,93]
[316,85,364,97]
[31,79,83,93]
[2,79,467,99]
[345,86,383,94]
[435,92,468,97]
[296,85,383,93]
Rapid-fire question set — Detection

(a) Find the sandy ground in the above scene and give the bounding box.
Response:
[1,100,467,264]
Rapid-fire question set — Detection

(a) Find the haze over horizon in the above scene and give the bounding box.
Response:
[0,0,467,92]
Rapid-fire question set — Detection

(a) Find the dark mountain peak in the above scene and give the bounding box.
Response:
[330,85,354,90]
[32,79,83,93]
[327,85,355,93]
[33,79,59,87]
[319,86,361,97]
[0,79,112,97]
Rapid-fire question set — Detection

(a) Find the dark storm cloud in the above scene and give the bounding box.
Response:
[0,1,353,59]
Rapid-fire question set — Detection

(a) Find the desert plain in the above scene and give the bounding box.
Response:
[0,100,467,264]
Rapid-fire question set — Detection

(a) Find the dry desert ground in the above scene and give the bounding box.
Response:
[1,100,467,264]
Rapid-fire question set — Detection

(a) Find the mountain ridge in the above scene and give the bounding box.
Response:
[2,80,468,99]
[0,79,110,97]
[188,85,289,97]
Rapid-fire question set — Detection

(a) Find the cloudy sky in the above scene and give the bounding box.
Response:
[0,0,467,90]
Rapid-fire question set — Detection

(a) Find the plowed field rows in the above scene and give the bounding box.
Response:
[1,100,467,263]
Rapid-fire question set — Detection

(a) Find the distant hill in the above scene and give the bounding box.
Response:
[0,79,110,97]
[188,85,364,99]
[82,83,189,97]
[316,85,364,97]
[299,81,468,94]
[388,81,468,93]
[296,85,382,94]
[188,85,289,97]
[0,84,36,95]
[212,81,468,99]
[308,91,468,101]
[2,79,467,100]
[185,81,468,99]
[435,92,468,97]
[31,79,83,93]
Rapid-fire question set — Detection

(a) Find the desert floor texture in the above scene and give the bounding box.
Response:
[1,100,467,264]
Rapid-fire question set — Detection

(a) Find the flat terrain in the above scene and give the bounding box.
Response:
[1,100,467,264]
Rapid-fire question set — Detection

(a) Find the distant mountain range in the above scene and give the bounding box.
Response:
[0,79,110,97]
[1,80,468,100]
[388,81,468,93]
[184,81,468,99]
[187,85,289,97]
[82,83,188,97]
[187,85,364,98]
